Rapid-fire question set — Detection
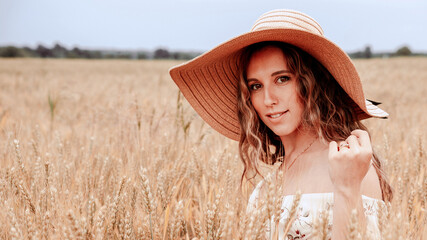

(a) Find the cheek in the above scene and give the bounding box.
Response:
[250,94,262,113]
[288,87,303,111]
[292,100,305,121]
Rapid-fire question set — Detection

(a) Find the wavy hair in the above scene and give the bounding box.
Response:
[237,41,392,201]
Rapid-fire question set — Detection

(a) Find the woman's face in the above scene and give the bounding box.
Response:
[246,46,304,138]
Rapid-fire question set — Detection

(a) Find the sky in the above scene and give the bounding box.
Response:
[1,0,426,53]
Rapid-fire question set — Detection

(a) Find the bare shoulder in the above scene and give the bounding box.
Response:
[361,161,382,200]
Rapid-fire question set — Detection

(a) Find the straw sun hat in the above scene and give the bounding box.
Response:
[169,9,388,141]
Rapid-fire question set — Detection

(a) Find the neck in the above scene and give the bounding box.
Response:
[279,127,318,160]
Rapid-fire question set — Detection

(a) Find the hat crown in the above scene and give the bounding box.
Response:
[251,9,324,36]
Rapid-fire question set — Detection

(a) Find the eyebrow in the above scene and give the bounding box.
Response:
[271,70,292,76]
[247,69,292,82]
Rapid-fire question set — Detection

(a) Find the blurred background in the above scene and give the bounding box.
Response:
[1,0,426,59]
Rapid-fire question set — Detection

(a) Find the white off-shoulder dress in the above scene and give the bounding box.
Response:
[247,181,384,239]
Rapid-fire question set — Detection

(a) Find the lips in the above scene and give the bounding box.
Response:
[267,110,288,119]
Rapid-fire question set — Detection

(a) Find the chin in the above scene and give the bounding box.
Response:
[267,123,302,138]
[269,128,294,137]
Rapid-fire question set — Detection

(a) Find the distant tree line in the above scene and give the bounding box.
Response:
[348,45,425,58]
[0,43,201,60]
[0,43,424,59]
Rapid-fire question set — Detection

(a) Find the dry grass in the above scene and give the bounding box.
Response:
[0,57,425,239]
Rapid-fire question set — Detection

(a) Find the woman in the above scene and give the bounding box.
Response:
[170,9,391,239]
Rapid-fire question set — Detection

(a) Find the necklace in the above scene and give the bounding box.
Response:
[285,137,318,170]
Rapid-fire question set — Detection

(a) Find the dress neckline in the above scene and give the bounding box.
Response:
[253,180,383,202]
[280,192,382,202]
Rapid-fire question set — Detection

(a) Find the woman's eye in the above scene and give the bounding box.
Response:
[249,83,262,91]
[277,76,290,83]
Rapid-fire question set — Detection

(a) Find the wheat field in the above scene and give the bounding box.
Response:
[0,57,426,239]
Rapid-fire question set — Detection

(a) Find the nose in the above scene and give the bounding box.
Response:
[263,86,278,106]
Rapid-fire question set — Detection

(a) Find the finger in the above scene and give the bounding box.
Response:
[351,129,371,147]
[329,141,338,158]
[347,135,360,150]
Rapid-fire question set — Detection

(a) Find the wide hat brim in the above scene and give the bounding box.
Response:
[169,28,388,141]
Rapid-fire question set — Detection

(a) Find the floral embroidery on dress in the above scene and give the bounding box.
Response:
[284,207,313,239]
[248,181,383,240]
[280,202,332,240]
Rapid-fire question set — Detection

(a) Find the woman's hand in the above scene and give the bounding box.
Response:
[328,129,373,197]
